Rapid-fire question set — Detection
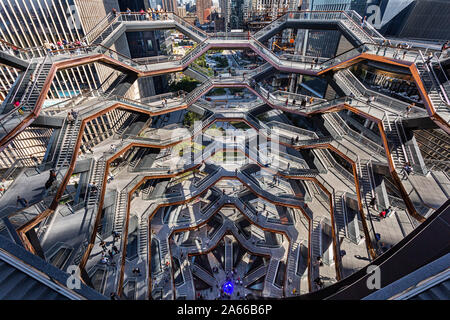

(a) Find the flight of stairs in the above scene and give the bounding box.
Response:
[113,191,128,234]
[333,192,348,238]
[224,239,232,273]
[91,21,122,46]
[159,237,169,260]
[55,119,81,168]
[311,220,322,261]
[416,62,448,112]
[382,117,407,170]
[0,63,37,114]
[358,161,375,208]
[87,157,106,206]
[0,260,67,300]
[21,61,53,112]
[287,241,299,276]
[184,79,212,105]
[340,19,374,45]
[138,216,148,256]
[265,259,278,286]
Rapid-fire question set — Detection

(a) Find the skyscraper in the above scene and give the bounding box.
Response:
[0,0,138,101]
[196,0,212,24]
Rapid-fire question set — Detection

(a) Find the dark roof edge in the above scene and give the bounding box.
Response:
[0,235,107,300]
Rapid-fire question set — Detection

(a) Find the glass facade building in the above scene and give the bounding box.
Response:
[0,0,102,100]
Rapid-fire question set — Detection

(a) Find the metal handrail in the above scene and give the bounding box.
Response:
[418,50,449,112]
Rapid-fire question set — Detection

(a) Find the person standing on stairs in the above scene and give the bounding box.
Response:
[45,169,56,189]
[405,102,415,117]
[70,109,78,120]
[67,111,74,122]
[369,196,377,209]
[16,196,28,208]
[425,52,433,65]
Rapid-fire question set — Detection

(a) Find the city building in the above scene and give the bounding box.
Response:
[0,1,448,302]
[196,0,213,24]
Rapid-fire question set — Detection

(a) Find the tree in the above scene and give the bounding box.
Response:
[168,77,200,93]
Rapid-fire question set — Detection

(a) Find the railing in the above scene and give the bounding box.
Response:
[0,56,51,139]
[424,52,450,106]
[342,10,384,42]
[6,59,35,110]
[418,51,449,112]
[395,116,428,174]
[119,12,207,39]
[0,39,47,60]
[329,112,385,156]
[189,62,214,77]
[83,12,116,44]
[254,10,349,40]
[336,70,425,116]
[424,159,450,173]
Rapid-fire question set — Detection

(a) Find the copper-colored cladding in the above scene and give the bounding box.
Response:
[86,144,332,297]
[71,132,325,297]
[14,101,419,295]
[296,143,377,259]
[2,46,449,150]
[16,102,189,260]
[15,99,422,296]
[122,173,307,299]
[170,230,273,299]
[9,43,444,297]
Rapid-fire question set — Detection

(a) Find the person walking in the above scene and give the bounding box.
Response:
[71,109,78,120]
[0,179,6,196]
[45,170,56,189]
[112,230,120,243]
[361,15,367,28]
[348,92,355,104]
[314,277,324,289]
[43,40,52,54]
[88,182,98,192]
[369,196,376,209]
[67,111,74,122]
[441,41,449,59]
[132,267,141,276]
[301,98,306,107]
[315,256,323,267]
[17,196,28,208]
[405,102,415,117]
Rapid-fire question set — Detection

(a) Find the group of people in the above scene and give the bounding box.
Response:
[379,206,393,219]
[13,100,26,116]
[66,109,78,122]
[283,96,315,107]
[100,230,121,266]
[112,7,171,21]
[401,162,413,179]
[43,39,88,56]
